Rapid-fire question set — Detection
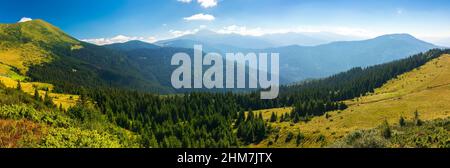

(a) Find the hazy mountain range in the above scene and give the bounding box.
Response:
[0,19,439,94]
[155,30,437,83]
[156,29,364,51]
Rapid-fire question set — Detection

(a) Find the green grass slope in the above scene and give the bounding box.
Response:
[0,19,80,75]
[252,54,450,148]
[0,19,172,93]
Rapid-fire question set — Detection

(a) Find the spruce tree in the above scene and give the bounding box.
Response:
[399,116,406,127]
[296,131,305,146]
[293,112,300,123]
[270,112,278,122]
[236,110,245,126]
[43,91,54,107]
[414,110,422,126]
[16,81,22,90]
[247,110,254,121]
[34,88,41,101]
[381,120,391,139]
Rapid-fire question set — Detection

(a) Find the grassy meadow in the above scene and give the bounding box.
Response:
[250,54,450,147]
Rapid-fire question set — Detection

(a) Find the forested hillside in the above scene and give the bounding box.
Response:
[235,49,449,120]
[0,81,139,147]
[69,49,449,147]
[0,20,172,94]
[0,19,448,148]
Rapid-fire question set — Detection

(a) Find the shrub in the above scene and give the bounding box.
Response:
[381,120,391,139]
[39,127,122,148]
[317,134,326,142]
[336,130,388,148]
[274,134,279,142]
[285,132,294,142]
[296,131,305,146]
[0,104,70,127]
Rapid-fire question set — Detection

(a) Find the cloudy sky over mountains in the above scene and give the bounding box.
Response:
[1,0,449,46]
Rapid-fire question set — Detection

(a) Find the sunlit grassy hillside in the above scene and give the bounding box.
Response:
[252,54,450,147]
[0,19,81,75]
[0,76,78,109]
[0,82,139,148]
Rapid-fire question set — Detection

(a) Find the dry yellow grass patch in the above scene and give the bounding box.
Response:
[0,76,78,109]
[251,54,450,148]
[0,64,12,75]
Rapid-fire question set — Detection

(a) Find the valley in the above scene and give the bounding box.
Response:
[0,19,448,148]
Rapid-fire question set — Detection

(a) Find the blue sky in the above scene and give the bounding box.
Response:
[1,0,450,46]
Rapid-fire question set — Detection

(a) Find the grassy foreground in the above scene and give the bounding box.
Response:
[251,54,450,147]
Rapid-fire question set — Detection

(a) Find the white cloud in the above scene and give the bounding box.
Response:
[82,35,158,45]
[330,27,377,37]
[215,25,380,38]
[197,0,218,8]
[217,25,265,36]
[167,25,209,38]
[18,17,32,23]
[184,13,215,21]
[177,0,192,3]
[169,29,200,37]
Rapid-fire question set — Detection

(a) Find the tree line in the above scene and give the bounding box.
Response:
[24,48,450,147]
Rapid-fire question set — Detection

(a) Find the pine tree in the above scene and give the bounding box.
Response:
[296,131,305,146]
[144,132,159,148]
[293,112,300,123]
[414,110,422,126]
[285,132,294,142]
[16,81,22,90]
[43,91,54,107]
[34,88,41,101]
[247,110,254,121]
[284,113,290,122]
[399,116,406,127]
[270,112,278,122]
[381,120,391,139]
[236,110,245,126]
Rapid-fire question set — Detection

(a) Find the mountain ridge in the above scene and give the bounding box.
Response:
[0,19,173,93]
[0,19,440,93]
[110,32,438,84]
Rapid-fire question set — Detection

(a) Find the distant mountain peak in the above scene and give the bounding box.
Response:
[376,33,418,40]
[320,33,435,47]
[371,33,436,47]
[123,40,156,45]
[105,40,161,51]
[194,29,218,36]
